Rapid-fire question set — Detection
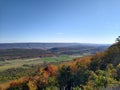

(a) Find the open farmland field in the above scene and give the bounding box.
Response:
[0,54,85,83]
[0,58,43,71]
[0,55,84,72]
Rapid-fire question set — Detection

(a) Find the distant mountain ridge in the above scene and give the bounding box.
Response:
[0,43,78,49]
[0,43,110,60]
[0,43,110,49]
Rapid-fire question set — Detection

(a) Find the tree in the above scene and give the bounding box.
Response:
[116,36,120,43]
[58,65,74,90]
[88,70,108,89]
[116,64,120,80]
[74,62,89,86]
[89,52,104,71]
[44,65,58,76]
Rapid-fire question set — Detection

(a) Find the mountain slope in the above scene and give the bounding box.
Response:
[0,43,110,49]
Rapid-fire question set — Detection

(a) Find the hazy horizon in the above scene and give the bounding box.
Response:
[0,42,111,45]
[1,0,120,44]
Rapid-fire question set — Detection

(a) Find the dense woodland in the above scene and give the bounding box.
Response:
[0,37,120,90]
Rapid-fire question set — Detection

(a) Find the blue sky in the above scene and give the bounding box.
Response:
[0,0,120,44]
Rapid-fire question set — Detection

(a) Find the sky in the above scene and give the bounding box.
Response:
[0,0,120,44]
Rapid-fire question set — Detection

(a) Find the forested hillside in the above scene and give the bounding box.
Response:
[0,38,120,90]
[0,49,53,60]
[0,43,96,49]
[0,44,108,61]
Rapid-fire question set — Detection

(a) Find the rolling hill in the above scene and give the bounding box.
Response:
[0,43,110,60]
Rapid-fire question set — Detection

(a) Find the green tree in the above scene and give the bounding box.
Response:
[116,64,120,80]
[116,36,120,43]
[73,62,89,87]
[58,65,74,90]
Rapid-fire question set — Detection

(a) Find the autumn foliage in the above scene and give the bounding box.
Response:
[1,37,120,90]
